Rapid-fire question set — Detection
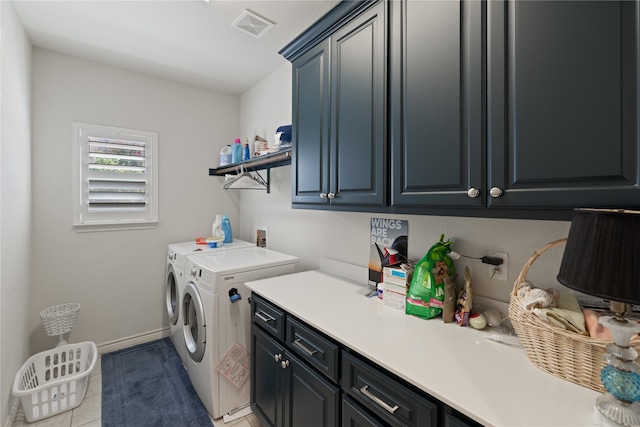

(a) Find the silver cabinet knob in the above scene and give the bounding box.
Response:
[274,353,282,362]
[490,187,503,198]
[328,193,336,199]
[467,188,480,198]
[281,360,290,369]
[320,193,327,199]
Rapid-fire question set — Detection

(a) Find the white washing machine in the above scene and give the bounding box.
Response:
[165,240,253,364]
[182,247,298,420]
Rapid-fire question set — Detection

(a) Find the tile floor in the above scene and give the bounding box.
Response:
[12,355,262,427]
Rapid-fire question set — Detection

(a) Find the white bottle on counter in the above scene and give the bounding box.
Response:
[212,214,224,239]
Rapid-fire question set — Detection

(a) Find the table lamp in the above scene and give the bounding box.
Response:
[557,208,640,426]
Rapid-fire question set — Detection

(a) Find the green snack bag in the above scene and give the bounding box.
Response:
[406,234,455,319]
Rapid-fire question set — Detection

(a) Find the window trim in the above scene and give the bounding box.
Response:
[72,122,158,232]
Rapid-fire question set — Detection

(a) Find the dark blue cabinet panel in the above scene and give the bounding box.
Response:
[291,1,387,207]
[391,0,484,207]
[487,0,640,209]
[292,40,331,205]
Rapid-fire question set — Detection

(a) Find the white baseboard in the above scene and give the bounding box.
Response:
[4,396,20,427]
[97,327,170,354]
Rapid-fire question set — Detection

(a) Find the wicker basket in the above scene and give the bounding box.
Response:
[508,238,640,393]
[40,303,81,336]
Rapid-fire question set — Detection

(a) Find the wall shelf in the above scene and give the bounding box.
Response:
[209,148,291,193]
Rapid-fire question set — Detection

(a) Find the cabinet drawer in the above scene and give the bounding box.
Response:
[342,352,438,427]
[251,293,285,341]
[342,394,386,427]
[286,316,339,383]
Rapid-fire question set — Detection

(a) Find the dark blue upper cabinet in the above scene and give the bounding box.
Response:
[390,0,484,208]
[286,1,387,208]
[282,0,640,219]
[487,0,640,210]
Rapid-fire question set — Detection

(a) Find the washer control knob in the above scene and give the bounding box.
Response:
[467,188,480,198]
[489,187,503,198]
[190,267,197,277]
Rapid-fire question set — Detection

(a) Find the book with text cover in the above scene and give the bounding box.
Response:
[368,218,408,286]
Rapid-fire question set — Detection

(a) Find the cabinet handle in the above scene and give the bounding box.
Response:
[360,385,399,414]
[281,360,290,369]
[274,353,282,362]
[489,187,503,198]
[255,310,275,323]
[328,192,336,199]
[467,188,480,198]
[320,193,328,199]
[293,338,318,356]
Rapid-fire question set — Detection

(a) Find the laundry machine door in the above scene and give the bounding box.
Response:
[165,264,179,325]
[183,282,206,363]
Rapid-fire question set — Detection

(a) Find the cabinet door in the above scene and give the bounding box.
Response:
[329,1,387,207]
[292,39,331,205]
[391,0,484,207]
[488,0,640,209]
[283,353,340,427]
[251,325,284,427]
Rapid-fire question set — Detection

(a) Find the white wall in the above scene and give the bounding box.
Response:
[0,1,32,423]
[30,48,242,352]
[239,63,573,303]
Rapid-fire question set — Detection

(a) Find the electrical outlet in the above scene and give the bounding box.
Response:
[256,226,268,248]
[488,251,508,281]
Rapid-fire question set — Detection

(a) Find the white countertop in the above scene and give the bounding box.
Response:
[246,269,599,427]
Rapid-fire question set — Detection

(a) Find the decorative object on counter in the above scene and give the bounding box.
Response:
[232,138,242,164]
[368,218,408,286]
[557,208,640,427]
[442,275,457,323]
[455,266,473,326]
[406,234,454,320]
[469,312,487,329]
[219,144,232,167]
[509,233,640,396]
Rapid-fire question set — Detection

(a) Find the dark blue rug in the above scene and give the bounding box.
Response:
[101,338,212,427]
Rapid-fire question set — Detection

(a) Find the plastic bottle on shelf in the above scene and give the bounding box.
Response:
[219,145,232,167]
[243,139,251,161]
[232,138,242,163]
[221,215,233,243]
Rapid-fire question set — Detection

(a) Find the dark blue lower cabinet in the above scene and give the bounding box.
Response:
[251,319,339,427]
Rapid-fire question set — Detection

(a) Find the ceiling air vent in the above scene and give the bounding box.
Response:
[232,10,274,39]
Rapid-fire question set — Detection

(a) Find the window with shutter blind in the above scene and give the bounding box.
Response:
[72,122,158,231]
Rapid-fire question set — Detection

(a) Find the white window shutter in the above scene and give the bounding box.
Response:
[73,122,158,231]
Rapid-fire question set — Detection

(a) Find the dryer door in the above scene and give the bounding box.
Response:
[183,281,206,362]
[165,264,179,325]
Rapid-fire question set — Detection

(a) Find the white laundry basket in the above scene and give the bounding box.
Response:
[12,341,97,422]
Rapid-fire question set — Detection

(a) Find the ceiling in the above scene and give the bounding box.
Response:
[13,0,340,95]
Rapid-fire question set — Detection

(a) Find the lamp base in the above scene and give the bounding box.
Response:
[595,393,640,427]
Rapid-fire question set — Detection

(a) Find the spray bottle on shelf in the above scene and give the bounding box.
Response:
[221,215,233,243]
[243,138,251,161]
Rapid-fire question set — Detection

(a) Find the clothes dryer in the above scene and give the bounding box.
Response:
[182,247,298,420]
[165,240,252,364]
